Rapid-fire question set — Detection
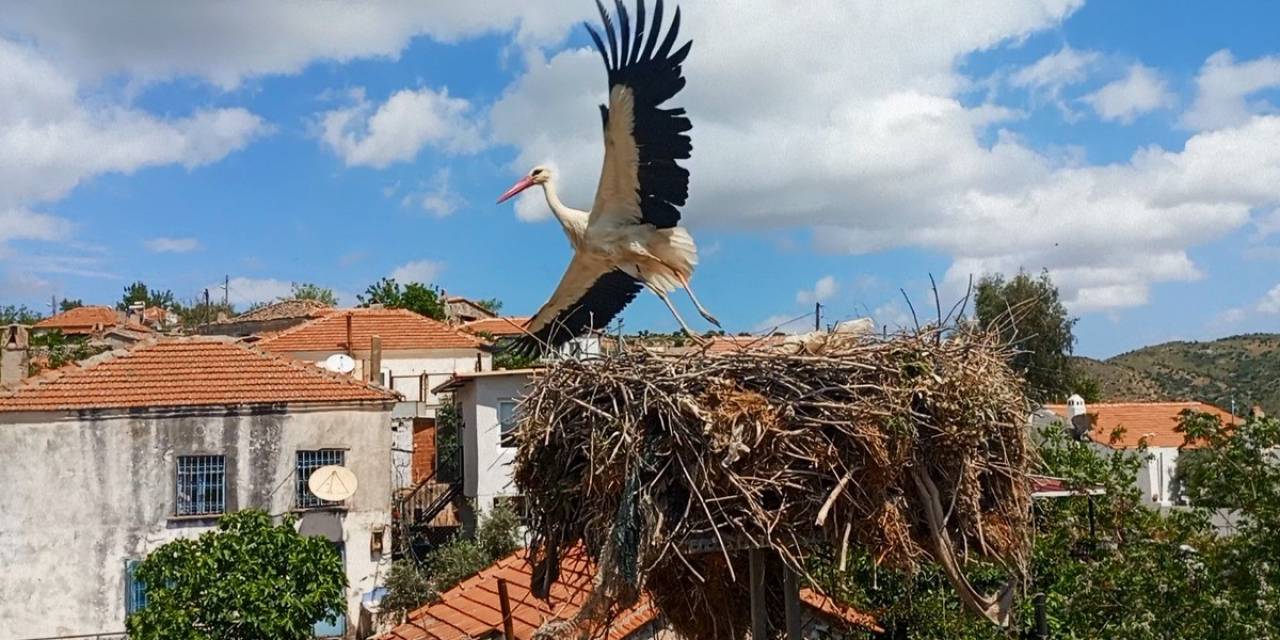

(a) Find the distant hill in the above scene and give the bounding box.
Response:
[1073,333,1280,415]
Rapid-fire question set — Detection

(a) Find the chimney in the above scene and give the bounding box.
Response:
[1,325,31,387]
[1065,394,1090,441]
[369,335,382,385]
[345,312,354,355]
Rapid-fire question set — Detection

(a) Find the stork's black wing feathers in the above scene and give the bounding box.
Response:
[502,269,643,357]
[586,0,692,230]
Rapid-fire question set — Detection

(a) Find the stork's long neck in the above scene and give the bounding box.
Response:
[541,181,588,247]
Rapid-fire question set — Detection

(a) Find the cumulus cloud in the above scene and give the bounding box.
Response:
[1259,284,1280,314]
[490,8,1280,315]
[390,259,444,284]
[0,209,73,245]
[401,169,466,217]
[318,87,483,168]
[1084,64,1174,123]
[1183,50,1280,131]
[144,236,201,253]
[796,276,839,305]
[1011,45,1099,92]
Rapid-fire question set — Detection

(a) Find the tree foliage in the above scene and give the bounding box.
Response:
[974,270,1094,403]
[172,299,236,329]
[380,502,521,623]
[118,281,175,311]
[58,298,83,312]
[357,278,445,320]
[29,329,104,371]
[0,304,42,325]
[286,282,338,305]
[475,298,503,314]
[126,510,345,640]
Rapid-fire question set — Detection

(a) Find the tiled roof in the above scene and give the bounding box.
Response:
[461,317,531,338]
[0,337,396,412]
[381,546,879,640]
[704,335,788,354]
[33,306,151,334]
[219,299,334,323]
[257,308,485,353]
[1042,401,1238,448]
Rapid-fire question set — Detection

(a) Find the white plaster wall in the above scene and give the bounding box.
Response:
[285,349,490,405]
[0,404,393,639]
[1145,447,1180,506]
[458,374,531,516]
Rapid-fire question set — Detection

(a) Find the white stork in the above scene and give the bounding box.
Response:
[496,0,717,355]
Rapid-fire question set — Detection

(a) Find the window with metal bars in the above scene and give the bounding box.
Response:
[296,449,346,509]
[175,454,226,516]
[125,559,147,615]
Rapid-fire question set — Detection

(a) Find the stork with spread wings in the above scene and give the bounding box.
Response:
[496,0,716,355]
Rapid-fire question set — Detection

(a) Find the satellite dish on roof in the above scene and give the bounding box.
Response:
[322,353,356,374]
[308,465,358,502]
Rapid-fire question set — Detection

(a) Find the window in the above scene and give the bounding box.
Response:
[498,399,518,448]
[312,542,347,637]
[175,454,226,516]
[297,449,346,509]
[125,559,147,615]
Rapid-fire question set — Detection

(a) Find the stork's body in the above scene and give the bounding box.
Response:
[497,0,716,354]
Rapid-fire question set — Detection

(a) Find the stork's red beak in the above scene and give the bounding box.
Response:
[497,176,536,204]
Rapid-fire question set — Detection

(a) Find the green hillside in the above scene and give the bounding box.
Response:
[1076,333,1280,415]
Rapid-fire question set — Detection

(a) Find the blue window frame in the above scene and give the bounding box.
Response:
[296,449,346,509]
[176,454,226,516]
[125,559,147,615]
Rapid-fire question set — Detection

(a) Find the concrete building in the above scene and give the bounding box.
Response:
[1035,397,1238,507]
[199,298,334,339]
[443,295,497,325]
[432,369,535,523]
[257,307,491,490]
[0,337,399,640]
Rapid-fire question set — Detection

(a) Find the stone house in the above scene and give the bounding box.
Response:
[0,337,398,640]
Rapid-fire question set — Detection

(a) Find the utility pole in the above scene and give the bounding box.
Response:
[203,288,211,328]
[223,275,229,308]
[814,302,823,332]
[50,295,57,316]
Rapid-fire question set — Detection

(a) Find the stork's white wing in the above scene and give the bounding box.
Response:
[586,0,692,230]
[507,254,643,355]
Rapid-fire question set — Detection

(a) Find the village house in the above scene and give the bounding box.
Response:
[256,307,491,490]
[1035,396,1239,507]
[377,546,881,639]
[443,295,498,325]
[0,337,398,640]
[198,298,334,339]
[32,305,154,348]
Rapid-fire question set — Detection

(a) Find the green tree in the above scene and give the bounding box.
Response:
[58,298,83,312]
[974,270,1092,403]
[118,281,176,311]
[0,305,42,324]
[380,502,521,623]
[29,330,104,371]
[475,298,503,315]
[126,510,345,640]
[172,299,236,329]
[358,278,445,320]
[286,282,338,306]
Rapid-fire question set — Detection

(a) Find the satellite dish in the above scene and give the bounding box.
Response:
[309,465,358,502]
[322,353,356,374]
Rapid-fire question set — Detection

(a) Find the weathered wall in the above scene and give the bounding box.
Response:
[284,349,490,405]
[459,374,529,516]
[0,404,392,640]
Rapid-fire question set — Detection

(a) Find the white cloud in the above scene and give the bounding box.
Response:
[0,209,73,245]
[872,300,915,331]
[218,277,293,306]
[1183,50,1280,131]
[402,169,466,217]
[491,13,1280,315]
[1258,284,1280,314]
[796,275,839,305]
[1084,64,1174,123]
[318,86,483,168]
[390,259,444,284]
[752,313,815,335]
[1011,45,1099,92]
[144,236,201,253]
[0,2,593,89]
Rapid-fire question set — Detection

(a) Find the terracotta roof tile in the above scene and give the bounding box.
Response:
[461,317,531,338]
[0,337,396,412]
[257,308,485,353]
[1042,401,1238,448]
[380,547,878,640]
[33,305,152,334]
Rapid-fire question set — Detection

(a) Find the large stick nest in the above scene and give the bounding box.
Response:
[514,327,1033,639]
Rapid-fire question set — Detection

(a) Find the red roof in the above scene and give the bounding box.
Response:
[704,335,788,354]
[461,317,531,338]
[381,547,879,640]
[33,305,151,334]
[1043,401,1238,448]
[0,337,396,412]
[257,308,485,353]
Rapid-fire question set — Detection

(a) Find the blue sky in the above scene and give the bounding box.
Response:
[2,1,1279,358]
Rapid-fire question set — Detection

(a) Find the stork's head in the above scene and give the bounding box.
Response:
[496,165,552,204]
